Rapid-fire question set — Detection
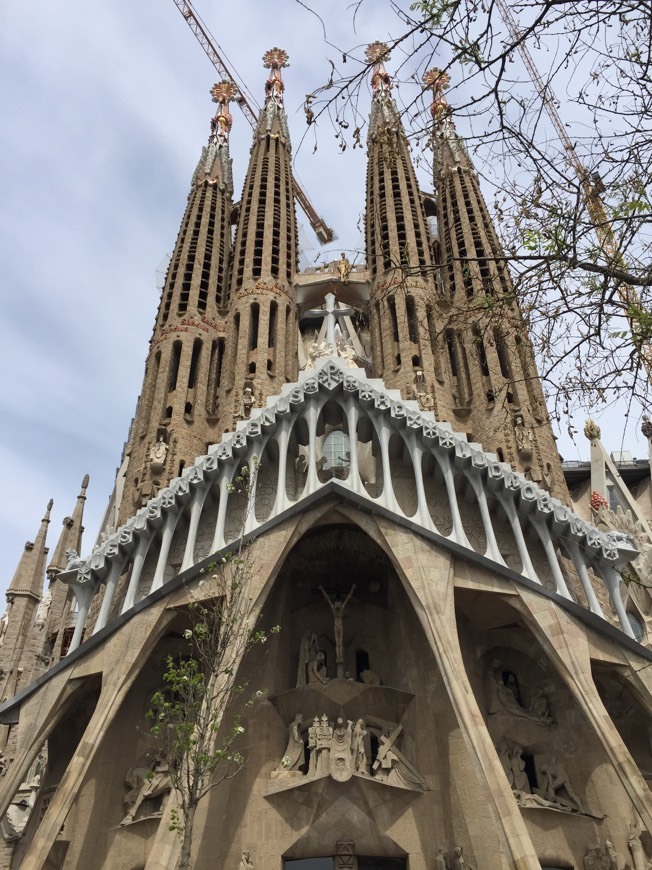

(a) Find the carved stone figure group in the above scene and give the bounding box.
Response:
[498,739,584,814]
[435,845,474,869]
[487,660,553,725]
[497,741,530,794]
[583,840,618,870]
[121,754,171,825]
[296,587,357,685]
[274,713,368,783]
[272,715,425,790]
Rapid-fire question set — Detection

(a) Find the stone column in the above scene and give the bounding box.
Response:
[376,520,540,870]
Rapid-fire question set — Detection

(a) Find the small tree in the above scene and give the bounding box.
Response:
[147,462,278,868]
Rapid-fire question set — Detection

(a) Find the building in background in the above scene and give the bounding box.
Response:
[1,44,652,870]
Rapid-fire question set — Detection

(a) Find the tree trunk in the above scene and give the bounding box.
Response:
[177,803,197,870]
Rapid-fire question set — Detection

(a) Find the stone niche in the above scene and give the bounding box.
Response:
[456,587,636,868]
[592,662,652,784]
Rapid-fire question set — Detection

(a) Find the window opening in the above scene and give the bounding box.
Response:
[322,431,351,470]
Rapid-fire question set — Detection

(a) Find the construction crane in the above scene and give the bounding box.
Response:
[171,0,335,245]
[495,0,652,380]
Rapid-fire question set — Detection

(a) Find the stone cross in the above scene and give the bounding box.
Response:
[306,292,354,352]
[373,725,426,786]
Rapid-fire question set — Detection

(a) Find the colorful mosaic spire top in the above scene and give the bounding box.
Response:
[263,47,289,106]
[366,42,392,95]
[423,67,455,134]
[210,80,236,144]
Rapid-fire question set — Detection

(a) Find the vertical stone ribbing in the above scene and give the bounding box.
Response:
[218,50,298,432]
[118,108,234,523]
[427,69,567,497]
[364,45,442,410]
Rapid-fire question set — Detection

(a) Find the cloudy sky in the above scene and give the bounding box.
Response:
[0,1,647,599]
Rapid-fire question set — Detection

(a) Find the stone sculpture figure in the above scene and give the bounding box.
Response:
[65,548,82,571]
[315,715,333,775]
[628,823,647,870]
[122,764,151,823]
[319,583,356,678]
[352,719,368,775]
[330,717,354,782]
[241,387,256,420]
[296,630,319,687]
[583,848,598,870]
[373,726,426,790]
[497,742,514,787]
[528,688,551,722]
[435,849,449,870]
[0,612,7,648]
[337,252,352,283]
[513,413,534,463]
[149,437,168,478]
[239,851,254,870]
[305,340,333,370]
[307,650,329,685]
[451,846,467,869]
[604,841,618,870]
[336,334,357,366]
[584,843,618,870]
[308,716,320,776]
[275,714,304,773]
[539,756,583,812]
[413,370,435,412]
[510,747,531,794]
[34,588,52,629]
[487,660,552,725]
[122,755,171,824]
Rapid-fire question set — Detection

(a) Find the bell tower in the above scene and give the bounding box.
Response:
[423,68,567,496]
[117,82,236,523]
[218,48,299,432]
[365,43,444,416]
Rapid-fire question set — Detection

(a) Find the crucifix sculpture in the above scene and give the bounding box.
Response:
[319,583,356,678]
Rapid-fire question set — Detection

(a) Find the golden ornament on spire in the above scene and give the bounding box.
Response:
[210,81,236,143]
[423,68,450,92]
[210,80,237,105]
[365,41,391,65]
[263,48,288,107]
[366,42,392,95]
[424,67,454,132]
[263,47,289,70]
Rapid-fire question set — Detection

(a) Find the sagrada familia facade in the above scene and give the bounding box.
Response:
[1,42,652,870]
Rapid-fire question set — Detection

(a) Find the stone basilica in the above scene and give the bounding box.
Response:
[1,42,652,870]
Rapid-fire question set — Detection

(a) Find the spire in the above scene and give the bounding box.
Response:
[364,42,438,399]
[365,41,433,280]
[423,68,567,497]
[6,499,53,602]
[222,48,299,431]
[366,41,400,135]
[260,47,291,140]
[46,475,88,580]
[189,79,236,194]
[115,87,236,523]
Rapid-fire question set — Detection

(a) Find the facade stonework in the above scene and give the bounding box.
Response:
[1,45,652,870]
